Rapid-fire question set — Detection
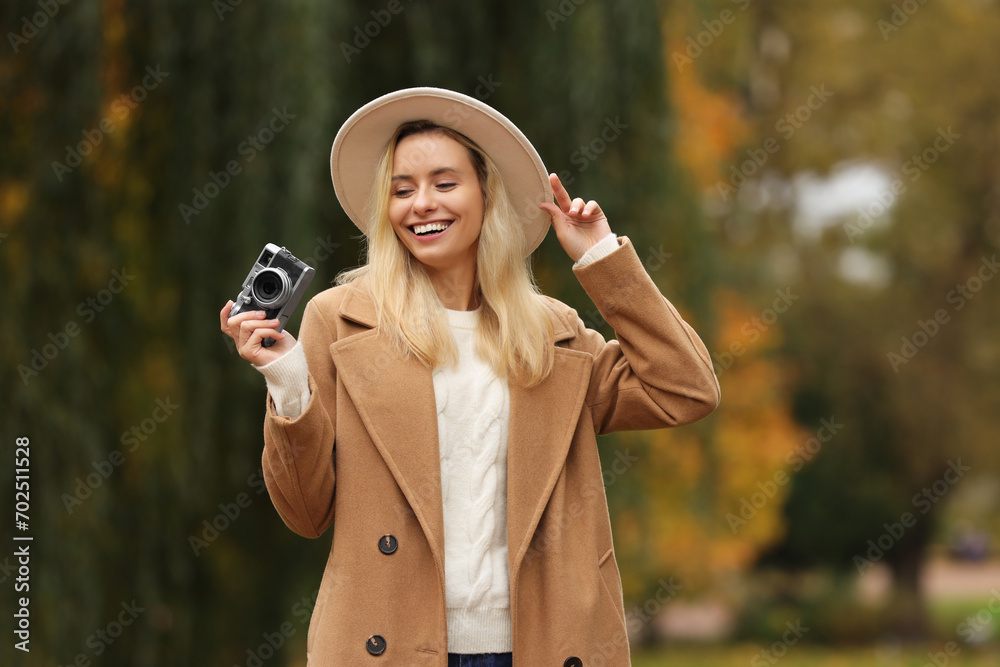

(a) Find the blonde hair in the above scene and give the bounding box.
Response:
[333,121,556,389]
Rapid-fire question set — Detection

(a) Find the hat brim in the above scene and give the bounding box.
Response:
[330,87,553,257]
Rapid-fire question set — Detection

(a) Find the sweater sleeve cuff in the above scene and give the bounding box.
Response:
[573,232,620,269]
[254,340,311,419]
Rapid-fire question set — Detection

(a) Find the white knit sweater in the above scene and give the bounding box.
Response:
[255,232,620,652]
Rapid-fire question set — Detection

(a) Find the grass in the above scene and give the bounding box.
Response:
[630,644,1000,666]
[929,596,998,639]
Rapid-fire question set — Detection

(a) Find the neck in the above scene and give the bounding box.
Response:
[427,263,479,311]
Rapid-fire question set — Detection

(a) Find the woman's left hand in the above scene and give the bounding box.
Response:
[539,172,614,263]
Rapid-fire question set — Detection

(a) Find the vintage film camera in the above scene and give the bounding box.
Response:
[229,244,315,347]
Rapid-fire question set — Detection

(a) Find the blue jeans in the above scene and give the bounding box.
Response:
[447,652,513,667]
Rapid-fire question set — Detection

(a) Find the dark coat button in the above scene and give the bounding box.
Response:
[563,658,583,667]
[378,535,398,554]
[366,634,386,655]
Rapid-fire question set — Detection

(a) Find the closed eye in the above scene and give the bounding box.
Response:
[393,183,457,197]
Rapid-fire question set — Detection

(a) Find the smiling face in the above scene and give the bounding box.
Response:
[388,131,485,275]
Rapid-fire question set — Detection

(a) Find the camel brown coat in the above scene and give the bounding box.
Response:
[260,236,721,665]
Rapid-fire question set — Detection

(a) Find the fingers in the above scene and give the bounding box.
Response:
[547,174,603,219]
[220,301,297,366]
[243,328,286,362]
[549,173,573,211]
[238,317,281,347]
[569,199,603,217]
[553,198,602,219]
[238,319,287,362]
[219,301,234,332]
[222,306,264,337]
[538,201,561,219]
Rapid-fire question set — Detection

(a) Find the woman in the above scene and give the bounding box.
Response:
[220,87,720,666]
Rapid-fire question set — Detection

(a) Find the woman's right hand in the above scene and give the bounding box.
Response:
[220,300,297,367]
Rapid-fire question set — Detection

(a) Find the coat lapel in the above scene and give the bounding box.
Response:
[330,279,592,588]
[504,342,591,581]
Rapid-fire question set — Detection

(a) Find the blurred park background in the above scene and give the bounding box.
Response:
[3,0,1000,665]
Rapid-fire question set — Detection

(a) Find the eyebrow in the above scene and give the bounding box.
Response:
[391,167,461,181]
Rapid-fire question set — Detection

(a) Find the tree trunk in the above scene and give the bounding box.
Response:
[885,497,934,641]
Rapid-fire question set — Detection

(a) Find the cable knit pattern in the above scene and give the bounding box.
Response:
[465,361,506,608]
[434,306,512,652]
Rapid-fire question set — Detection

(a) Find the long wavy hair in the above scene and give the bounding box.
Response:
[333,120,556,389]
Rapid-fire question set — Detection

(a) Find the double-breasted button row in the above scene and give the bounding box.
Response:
[370,536,581,663]
[367,535,396,655]
[366,536,396,655]
[365,638,580,661]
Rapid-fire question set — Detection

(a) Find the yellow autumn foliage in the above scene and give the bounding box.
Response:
[612,289,809,599]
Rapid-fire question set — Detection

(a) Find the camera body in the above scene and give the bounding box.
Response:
[229,243,315,347]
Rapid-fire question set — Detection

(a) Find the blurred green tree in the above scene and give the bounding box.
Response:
[1,0,714,663]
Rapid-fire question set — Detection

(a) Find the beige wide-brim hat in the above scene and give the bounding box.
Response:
[330,86,554,257]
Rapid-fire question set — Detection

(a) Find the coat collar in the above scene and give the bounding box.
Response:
[329,276,590,589]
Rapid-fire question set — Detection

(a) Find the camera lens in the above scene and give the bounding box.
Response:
[258,275,280,299]
[252,268,291,308]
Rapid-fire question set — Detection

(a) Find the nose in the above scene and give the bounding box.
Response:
[412,184,438,214]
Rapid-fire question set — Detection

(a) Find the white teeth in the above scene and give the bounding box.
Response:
[412,222,451,235]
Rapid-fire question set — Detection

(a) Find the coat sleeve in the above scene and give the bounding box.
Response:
[261,297,337,538]
[567,235,721,434]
